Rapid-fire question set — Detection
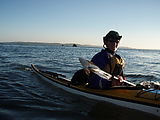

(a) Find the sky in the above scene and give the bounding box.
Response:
[0,0,160,49]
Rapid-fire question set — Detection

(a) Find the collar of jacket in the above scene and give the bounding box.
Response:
[105,48,116,55]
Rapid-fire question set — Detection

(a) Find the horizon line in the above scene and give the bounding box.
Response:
[0,41,160,50]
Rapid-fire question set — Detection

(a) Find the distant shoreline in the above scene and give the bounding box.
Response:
[0,41,159,51]
[0,41,101,48]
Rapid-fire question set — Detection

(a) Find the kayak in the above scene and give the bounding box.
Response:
[31,64,160,117]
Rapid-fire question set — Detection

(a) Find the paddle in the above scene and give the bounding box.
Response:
[79,57,136,86]
[140,81,160,90]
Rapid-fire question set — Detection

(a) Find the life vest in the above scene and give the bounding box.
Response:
[104,53,125,77]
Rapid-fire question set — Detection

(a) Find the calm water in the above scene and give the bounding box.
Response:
[0,42,160,120]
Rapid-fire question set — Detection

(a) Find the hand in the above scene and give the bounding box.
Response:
[112,75,124,86]
[118,76,124,82]
[84,68,91,76]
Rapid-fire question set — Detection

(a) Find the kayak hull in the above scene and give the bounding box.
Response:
[31,64,160,117]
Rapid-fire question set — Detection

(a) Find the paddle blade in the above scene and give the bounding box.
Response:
[79,57,99,69]
[79,57,111,81]
[140,81,160,89]
[91,68,112,80]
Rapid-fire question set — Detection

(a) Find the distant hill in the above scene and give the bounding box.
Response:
[0,42,94,47]
[0,42,134,49]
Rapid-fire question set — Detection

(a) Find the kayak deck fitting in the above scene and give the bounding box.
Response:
[31,64,160,117]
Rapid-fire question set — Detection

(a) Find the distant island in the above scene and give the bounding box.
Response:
[0,42,135,49]
[72,44,77,47]
[0,42,90,47]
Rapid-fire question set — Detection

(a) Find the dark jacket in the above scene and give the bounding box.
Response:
[88,49,125,89]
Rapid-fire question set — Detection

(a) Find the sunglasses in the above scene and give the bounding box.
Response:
[108,40,120,44]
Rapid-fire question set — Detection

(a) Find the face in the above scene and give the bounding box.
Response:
[105,40,120,52]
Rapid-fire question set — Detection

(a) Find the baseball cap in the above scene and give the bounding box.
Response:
[103,30,122,41]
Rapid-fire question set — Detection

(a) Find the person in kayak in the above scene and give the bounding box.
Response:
[71,30,125,89]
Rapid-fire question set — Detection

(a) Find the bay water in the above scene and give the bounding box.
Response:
[0,42,160,120]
